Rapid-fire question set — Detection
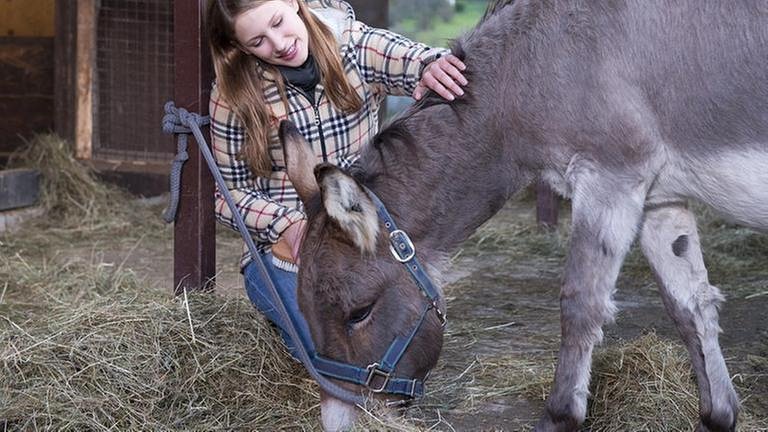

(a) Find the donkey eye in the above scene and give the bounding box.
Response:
[348,304,373,325]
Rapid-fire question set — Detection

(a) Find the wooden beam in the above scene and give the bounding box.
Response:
[54,0,77,144]
[172,0,215,294]
[535,181,559,229]
[75,0,94,159]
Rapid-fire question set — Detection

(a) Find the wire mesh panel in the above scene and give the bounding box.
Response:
[95,0,174,162]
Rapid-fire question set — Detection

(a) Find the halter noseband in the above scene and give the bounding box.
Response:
[310,186,446,398]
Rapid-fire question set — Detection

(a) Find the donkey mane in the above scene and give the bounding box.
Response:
[386,0,518,123]
[479,0,517,25]
[352,1,519,184]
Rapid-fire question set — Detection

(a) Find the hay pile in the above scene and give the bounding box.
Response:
[588,333,700,431]
[587,333,767,431]
[1,289,318,430]
[5,133,154,232]
[429,333,767,431]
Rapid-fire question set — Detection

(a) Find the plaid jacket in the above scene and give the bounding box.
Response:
[210,0,448,269]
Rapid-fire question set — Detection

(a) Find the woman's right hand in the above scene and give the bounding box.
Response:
[413,54,468,101]
[274,219,307,265]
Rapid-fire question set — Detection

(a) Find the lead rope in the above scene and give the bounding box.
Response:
[161,101,366,407]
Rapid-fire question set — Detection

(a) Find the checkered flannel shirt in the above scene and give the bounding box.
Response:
[210,0,449,269]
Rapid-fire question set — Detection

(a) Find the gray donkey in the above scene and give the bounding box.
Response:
[280,0,768,430]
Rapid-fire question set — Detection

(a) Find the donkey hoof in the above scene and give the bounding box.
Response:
[534,413,580,432]
[695,413,736,432]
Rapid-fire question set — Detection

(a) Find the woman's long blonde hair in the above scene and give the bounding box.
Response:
[207,0,363,177]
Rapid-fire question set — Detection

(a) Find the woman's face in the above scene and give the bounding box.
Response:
[234,0,310,67]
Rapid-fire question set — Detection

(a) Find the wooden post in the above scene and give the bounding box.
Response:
[75,0,95,159]
[172,0,215,295]
[54,0,77,144]
[535,181,559,229]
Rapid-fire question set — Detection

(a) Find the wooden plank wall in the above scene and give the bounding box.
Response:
[0,0,56,158]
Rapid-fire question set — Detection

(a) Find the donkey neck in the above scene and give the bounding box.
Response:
[357,101,527,255]
[353,1,551,254]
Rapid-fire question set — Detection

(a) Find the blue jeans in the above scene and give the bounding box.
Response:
[243,253,315,359]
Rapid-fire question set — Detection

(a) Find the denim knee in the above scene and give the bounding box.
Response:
[243,254,315,359]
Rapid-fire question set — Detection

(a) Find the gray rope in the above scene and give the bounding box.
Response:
[161,101,198,223]
[161,101,366,407]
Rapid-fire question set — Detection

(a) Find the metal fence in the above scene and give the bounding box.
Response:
[95,0,174,162]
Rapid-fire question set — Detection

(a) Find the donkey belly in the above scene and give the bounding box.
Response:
[650,145,768,230]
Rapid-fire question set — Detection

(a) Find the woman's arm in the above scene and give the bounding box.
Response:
[349,22,467,100]
[209,87,305,246]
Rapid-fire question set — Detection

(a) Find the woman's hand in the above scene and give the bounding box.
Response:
[274,219,307,265]
[413,54,468,101]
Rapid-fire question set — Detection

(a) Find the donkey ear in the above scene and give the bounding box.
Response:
[280,120,319,203]
[315,163,380,254]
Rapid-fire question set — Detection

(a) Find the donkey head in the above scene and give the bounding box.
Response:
[279,121,445,430]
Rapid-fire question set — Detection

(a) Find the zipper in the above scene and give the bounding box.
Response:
[289,84,328,162]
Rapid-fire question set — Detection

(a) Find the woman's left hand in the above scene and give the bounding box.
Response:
[413,54,468,101]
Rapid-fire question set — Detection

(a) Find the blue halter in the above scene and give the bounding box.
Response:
[310,186,446,398]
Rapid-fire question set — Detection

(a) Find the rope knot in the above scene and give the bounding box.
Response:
[161,101,209,135]
[162,101,184,134]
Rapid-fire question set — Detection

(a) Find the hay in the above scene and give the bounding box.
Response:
[458,200,768,298]
[1,292,317,430]
[457,353,555,405]
[587,333,699,431]
[422,333,766,431]
[5,133,145,232]
[0,236,317,430]
[587,333,767,432]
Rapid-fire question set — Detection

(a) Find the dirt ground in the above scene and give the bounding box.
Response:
[92,196,768,430]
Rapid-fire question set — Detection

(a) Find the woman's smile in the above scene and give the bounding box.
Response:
[278,40,298,61]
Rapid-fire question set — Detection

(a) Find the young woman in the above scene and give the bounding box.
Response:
[207,0,467,356]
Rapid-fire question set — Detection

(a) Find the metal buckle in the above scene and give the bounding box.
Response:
[407,379,418,398]
[388,230,415,263]
[431,300,447,327]
[365,363,391,393]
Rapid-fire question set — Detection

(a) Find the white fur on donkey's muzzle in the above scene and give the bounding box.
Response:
[321,396,359,432]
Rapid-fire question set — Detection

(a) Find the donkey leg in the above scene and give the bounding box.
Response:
[639,204,739,432]
[536,176,646,432]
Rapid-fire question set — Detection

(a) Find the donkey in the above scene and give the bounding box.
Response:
[281,0,768,430]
